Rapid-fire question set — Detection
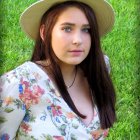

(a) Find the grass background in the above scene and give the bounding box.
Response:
[0,0,139,139]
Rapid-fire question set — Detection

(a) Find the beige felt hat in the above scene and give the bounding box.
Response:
[20,0,115,40]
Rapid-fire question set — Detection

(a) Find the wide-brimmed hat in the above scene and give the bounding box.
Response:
[20,0,115,40]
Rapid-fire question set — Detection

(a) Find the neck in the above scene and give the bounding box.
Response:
[59,63,77,88]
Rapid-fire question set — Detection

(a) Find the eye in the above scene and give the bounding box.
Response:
[82,28,90,33]
[62,26,72,32]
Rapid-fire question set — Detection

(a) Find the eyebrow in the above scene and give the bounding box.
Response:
[60,22,90,27]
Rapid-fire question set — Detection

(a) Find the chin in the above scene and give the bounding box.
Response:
[68,61,83,65]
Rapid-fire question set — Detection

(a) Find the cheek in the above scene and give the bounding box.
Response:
[84,35,91,49]
[52,31,69,48]
[85,36,91,56]
[51,31,66,57]
[52,31,60,45]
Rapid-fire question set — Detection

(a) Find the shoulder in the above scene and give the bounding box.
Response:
[0,62,33,138]
[0,61,46,119]
[104,55,111,74]
[0,61,38,83]
[0,61,39,99]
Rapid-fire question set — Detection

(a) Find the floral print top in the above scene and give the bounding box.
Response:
[0,60,110,140]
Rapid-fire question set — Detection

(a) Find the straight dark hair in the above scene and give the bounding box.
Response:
[31,1,116,129]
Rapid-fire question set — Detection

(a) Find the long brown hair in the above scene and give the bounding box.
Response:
[31,1,116,129]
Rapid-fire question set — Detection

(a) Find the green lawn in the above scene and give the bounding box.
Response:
[0,0,139,139]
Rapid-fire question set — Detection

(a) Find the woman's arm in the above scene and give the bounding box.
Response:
[0,69,26,140]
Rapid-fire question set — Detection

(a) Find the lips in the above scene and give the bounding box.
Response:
[68,50,84,56]
[68,50,83,52]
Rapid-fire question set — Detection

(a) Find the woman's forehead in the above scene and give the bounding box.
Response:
[55,7,89,25]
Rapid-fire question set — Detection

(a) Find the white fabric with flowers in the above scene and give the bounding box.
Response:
[0,60,110,140]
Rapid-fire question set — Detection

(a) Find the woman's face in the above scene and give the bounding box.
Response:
[51,7,91,66]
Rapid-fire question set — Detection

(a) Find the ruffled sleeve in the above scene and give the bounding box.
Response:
[104,55,111,74]
[0,64,28,140]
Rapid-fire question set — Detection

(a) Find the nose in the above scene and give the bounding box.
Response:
[72,31,82,46]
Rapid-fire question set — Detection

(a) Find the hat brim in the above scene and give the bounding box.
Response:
[20,0,115,40]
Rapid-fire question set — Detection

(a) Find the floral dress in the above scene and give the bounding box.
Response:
[0,61,109,140]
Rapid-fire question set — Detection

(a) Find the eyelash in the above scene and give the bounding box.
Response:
[82,28,90,33]
[62,26,72,32]
[62,26,90,33]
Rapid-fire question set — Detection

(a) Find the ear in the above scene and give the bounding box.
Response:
[40,24,45,41]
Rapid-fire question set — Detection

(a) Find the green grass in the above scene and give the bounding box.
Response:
[0,0,139,139]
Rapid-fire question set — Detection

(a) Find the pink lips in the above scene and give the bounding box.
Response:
[68,50,83,56]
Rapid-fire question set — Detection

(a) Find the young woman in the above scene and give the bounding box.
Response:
[0,0,116,139]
